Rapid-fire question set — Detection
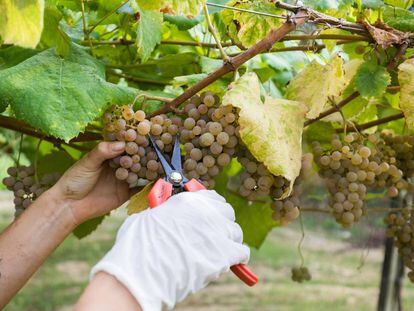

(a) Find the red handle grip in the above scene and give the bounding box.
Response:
[184,179,259,286]
[148,179,173,208]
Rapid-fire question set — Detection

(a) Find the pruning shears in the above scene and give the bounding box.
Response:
[147,135,259,287]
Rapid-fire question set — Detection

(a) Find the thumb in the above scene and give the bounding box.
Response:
[80,141,125,171]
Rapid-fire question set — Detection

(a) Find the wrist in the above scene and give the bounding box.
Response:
[38,186,79,231]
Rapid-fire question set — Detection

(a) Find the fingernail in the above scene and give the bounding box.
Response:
[112,141,125,152]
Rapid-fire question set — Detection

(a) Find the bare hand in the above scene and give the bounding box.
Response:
[50,141,130,225]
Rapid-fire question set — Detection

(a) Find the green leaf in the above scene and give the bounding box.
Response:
[220,0,284,47]
[136,10,163,62]
[0,44,137,141]
[398,58,414,130]
[355,61,391,99]
[0,0,44,48]
[0,46,38,70]
[215,162,277,248]
[383,6,414,32]
[137,0,203,18]
[286,55,346,120]
[73,215,106,239]
[127,182,153,215]
[41,6,71,57]
[384,0,413,8]
[222,73,307,197]
[37,149,76,176]
[303,122,335,147]
[163,13,203,30]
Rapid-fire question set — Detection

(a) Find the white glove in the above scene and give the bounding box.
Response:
[90,190,250,311]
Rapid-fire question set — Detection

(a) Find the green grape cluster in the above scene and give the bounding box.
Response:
[235,148,288,201]
[313,133,405,228]
[384,207,414,282]
[380,132,414,179]
[103,92,240,189]
[179,92,240,189]
[291,266,312,283]
[2,165,60,218]
[271,154,314,225]
[103,105,180,187]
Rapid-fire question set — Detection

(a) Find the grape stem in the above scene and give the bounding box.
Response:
[387,43,409,71]
[203,2,229,61]
[80,0,93,51]
[149,9,310,117]
[88,0,130,34]
[297,213,306,267]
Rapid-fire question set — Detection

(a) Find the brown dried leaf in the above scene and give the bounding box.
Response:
[364,21,411,49]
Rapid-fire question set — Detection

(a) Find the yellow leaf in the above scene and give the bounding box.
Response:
[398,59,414,130]
[127,182,154,215]
[0,0,44,48]
[286,55,346,120]
[222,73,307,198]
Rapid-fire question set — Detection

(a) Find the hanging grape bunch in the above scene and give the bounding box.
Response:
[312,133,405,228]
[103,104,180,187]
[380,132,414,179]
[291,266,312,283]
[271,154,314,226]
[384,207,414,282]
[234,147,285,201]
[2,165,60,218]
[179,92,239,189]
[102,92,240,189]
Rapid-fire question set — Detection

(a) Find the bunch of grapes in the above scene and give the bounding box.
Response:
[103,105,181,187]
[271,184,301,226]
[291,266,312,283]
[384,207,414,282]
[103,92,240,189]
[271,154,314,225]
[179,92,240,188]
[312,133,404,228]
[380,132,414,179]
[234,148,285,201]
[2,165,60,217]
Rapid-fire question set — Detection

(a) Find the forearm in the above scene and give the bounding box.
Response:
[0,188,76,308]
[76,272,142,311]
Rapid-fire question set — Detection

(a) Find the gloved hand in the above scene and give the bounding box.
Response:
[90,190,250,311]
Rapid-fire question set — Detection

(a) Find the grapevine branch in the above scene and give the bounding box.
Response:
[149,9,310,117]
[336,112,405,133]
[84,34,369,47]
[274,1,369,36]
[304,91,360,126]
[0,115,99,151]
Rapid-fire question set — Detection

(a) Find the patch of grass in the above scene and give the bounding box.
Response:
[2,208,414,310]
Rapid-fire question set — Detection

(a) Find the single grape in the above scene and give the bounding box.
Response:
[120,156,133,168]
[134,110,146,122]
[137,121,151,135]
[200,133,215,147]
[126,142,139,155]
[190,148,203,161]
[115,167,129,180]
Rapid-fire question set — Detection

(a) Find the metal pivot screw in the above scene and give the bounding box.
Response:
[169,171,183,186]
